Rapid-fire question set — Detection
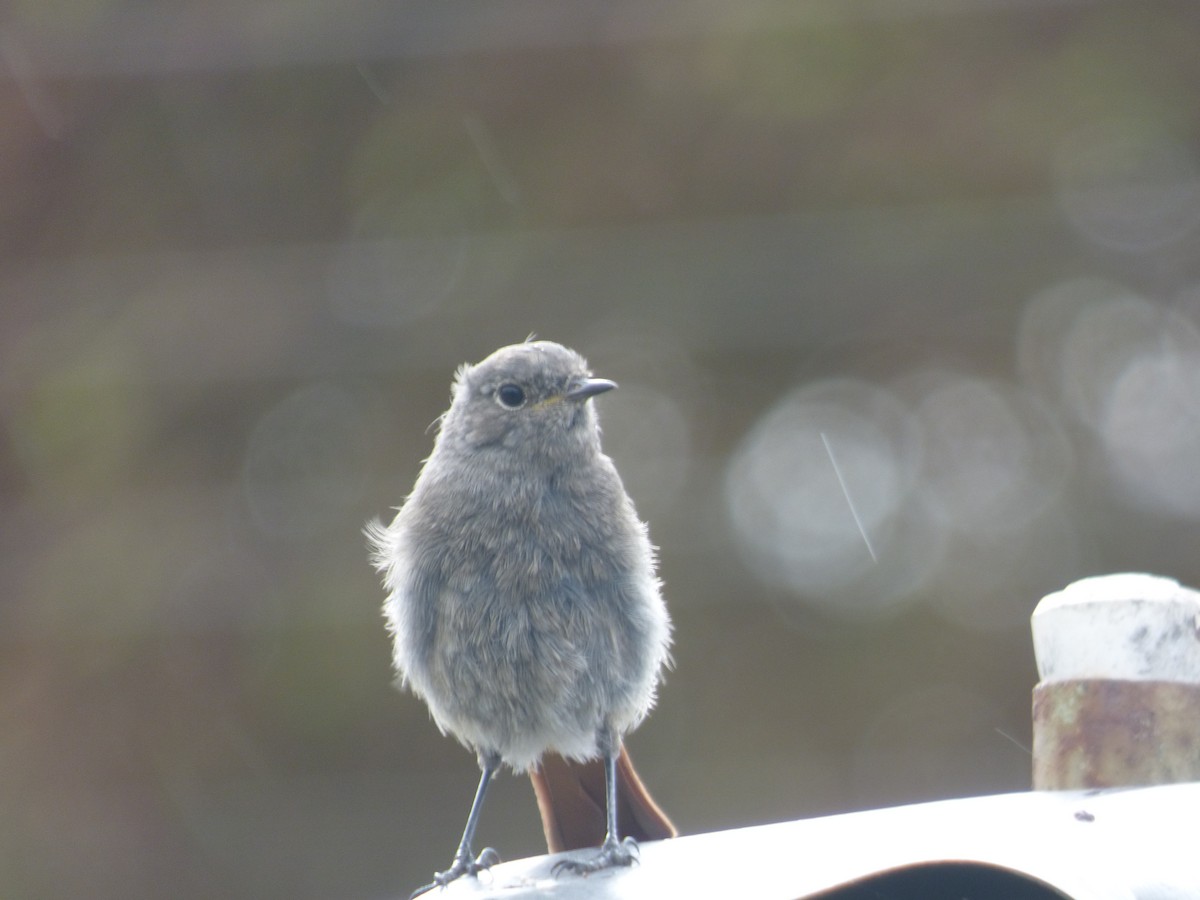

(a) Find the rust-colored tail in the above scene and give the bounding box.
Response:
[530,745,677,854]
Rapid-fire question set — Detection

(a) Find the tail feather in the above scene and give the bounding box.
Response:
[530,745,677,854]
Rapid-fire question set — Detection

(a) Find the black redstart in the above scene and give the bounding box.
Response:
[367,340,673,896]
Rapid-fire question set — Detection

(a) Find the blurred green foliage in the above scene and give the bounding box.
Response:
[2,2,1198,897]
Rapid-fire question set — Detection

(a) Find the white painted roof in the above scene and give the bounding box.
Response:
[430,782,1200,899]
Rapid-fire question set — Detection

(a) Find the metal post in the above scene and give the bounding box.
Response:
[1030,573,1200,790]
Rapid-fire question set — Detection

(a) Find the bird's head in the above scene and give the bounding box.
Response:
[439,341,616,462]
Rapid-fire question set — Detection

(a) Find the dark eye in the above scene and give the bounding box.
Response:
[495,383,526,409]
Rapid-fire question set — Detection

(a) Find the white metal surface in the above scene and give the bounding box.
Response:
[427,782,1200,899]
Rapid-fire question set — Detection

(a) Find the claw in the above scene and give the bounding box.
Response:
[552,835,639,878]
[409,847,501,898]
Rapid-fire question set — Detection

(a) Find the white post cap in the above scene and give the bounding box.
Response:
[1031,573,1200,683]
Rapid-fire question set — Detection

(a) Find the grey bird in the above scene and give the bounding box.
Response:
[367,340,673,896]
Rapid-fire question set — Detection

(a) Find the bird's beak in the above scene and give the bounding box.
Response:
[565,378,617,401]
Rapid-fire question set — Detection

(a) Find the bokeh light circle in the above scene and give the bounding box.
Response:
[1053,117,1200,252]
[1100,342,1200,519]
[242,383,370,541]
[910,373,1073,536]
[725,378,930,618]
[595,382,691,520]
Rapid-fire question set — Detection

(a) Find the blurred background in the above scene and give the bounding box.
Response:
[3,1,1200,897]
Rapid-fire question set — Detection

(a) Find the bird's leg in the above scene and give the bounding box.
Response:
[553,732,639,877]
[410,751,503,899]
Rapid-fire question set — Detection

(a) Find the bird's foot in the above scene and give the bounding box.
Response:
[552,836,639,878]
[410,847,500,898]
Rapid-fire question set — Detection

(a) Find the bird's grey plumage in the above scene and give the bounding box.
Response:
[368,341,672,772]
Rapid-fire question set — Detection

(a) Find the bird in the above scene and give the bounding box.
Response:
[367,340,674,896]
